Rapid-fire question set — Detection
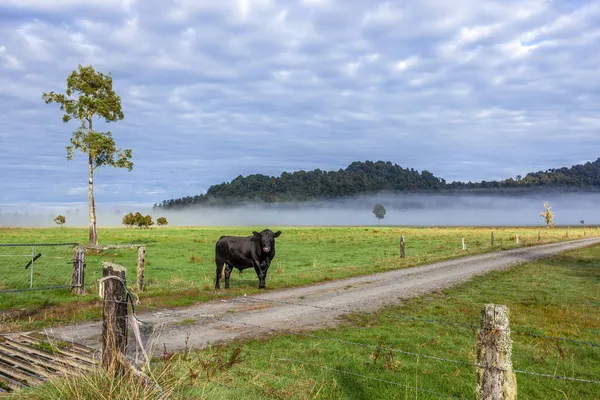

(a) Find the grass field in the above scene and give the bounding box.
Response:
[0,226,595,332]
[10,240,600,399]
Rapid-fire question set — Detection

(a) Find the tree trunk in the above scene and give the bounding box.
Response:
[88,154,98,246]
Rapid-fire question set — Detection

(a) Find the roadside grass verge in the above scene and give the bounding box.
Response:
[10,243,600,399]
[0,226,595,332]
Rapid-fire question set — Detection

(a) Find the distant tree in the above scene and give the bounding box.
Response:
[373,204,386,225]
[133,212,144,228]
[122,212,135,228]
[42,64,133,247]
[134,213,154,229]
[144,215,154,228]
[580,220,585,225]
[54,215,66,228]
[157,217,168,226]
[540,202,555,228]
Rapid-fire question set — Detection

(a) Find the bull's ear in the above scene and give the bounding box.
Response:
[252,231,260,237]
[274,231,282,238]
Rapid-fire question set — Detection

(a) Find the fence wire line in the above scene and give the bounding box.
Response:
[231,297,600,349]
[0,243,79,247]
[219,318,600,385]
[239,347,468,399]
[114,294,600,350]
[100,298,600,385]
[277,356,469,399]
[106,300,467,398]
[0,243,78,293]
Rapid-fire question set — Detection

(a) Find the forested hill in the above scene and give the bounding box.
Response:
[154,159,600,209]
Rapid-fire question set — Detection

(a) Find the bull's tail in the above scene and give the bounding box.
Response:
[215,256,225,290]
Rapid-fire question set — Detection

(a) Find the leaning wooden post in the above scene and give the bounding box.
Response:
[101,262,128,375]
[490,232,494,249]
[476,304,517,400]
[400,235,406,258]
[137,246,146,292]
[71,246,86,295]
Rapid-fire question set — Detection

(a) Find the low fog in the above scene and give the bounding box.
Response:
[1,191,599,228]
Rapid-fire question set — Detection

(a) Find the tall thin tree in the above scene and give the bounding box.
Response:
[43,65,133,246]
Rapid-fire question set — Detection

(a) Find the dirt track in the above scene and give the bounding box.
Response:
[40,237,600,357]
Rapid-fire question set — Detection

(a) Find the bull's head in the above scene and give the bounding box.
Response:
[252,229,282,254]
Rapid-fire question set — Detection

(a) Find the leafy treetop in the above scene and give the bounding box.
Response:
[42,64,133,171]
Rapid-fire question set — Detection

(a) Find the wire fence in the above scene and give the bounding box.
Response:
[228,296,600,348]
[0,243,80,293]
[3,233,600,397]
[105,294,600,399]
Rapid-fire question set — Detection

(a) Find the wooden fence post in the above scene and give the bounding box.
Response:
[566,227,569,238]
[476,304,517,400]
[400,235,405,259]
[101,262,128,375]
[462,237,466,250]
[137,246,146,292]
[71,246,86,295]
[538,231,541,242]
[515,234,519,245]
[490,232,494,249]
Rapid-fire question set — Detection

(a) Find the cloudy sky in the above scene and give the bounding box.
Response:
[1,0,599,210]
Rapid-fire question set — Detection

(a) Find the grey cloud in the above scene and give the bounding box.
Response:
[1,0,599,209]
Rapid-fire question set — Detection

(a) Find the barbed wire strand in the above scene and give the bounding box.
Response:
[231,297,600,348]
[278,356,468,399]
[107,292,600,350]
[219,318,600,385]
[100,292,600,386]
[239,347,468,399]
[0,243,78,247]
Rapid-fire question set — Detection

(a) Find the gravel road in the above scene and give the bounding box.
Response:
[39,237,600,357]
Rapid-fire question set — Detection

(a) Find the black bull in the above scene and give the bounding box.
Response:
[215,229,282,290]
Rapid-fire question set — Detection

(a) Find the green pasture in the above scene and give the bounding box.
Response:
[11,239,600,399]
[0,226,595,331]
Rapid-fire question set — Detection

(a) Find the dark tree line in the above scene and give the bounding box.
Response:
[154,159,600,210]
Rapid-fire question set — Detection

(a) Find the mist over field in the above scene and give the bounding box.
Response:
[1,192,599,228]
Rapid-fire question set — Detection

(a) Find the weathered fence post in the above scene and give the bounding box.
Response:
[71,246,86,295]
[462,237,466,250]
[137,246,146,292]
[490,232,494,249]
[400,235,406,258]
[101,262,128,375]
[538,231,541,242]
[566,226,569,238]
[515,234,519,245]
[476,304,517,400]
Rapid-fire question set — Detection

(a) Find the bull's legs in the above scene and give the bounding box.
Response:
[254,262,267,289]
[215,258,225,290]
[224,263,234,289]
